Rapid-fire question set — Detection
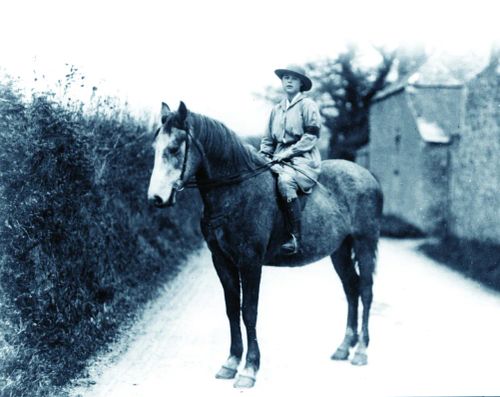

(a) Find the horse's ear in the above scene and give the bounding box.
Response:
[178,101,188,123]
[161,102,171,123]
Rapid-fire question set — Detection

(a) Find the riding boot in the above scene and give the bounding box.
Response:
[281,198,301,255]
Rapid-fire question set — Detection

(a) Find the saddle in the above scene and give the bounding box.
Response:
[271,172,310,211]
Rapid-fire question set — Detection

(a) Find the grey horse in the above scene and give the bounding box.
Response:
[147,101,383,388]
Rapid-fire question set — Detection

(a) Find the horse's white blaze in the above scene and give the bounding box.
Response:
[147,132,181,202]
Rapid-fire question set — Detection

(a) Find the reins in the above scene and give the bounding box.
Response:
[174,126,279,190]
[173,124,332,196]
[181,162,277,189]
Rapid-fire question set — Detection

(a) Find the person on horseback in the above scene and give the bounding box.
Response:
[259,65,322,255]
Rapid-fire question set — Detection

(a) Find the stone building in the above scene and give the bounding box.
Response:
[448,58,500,243]
[367,51,499,242]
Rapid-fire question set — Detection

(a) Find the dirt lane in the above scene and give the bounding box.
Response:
[70,239,500,397]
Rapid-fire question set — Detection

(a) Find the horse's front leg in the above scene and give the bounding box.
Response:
[212,252,243,379]
[233,264,262,388]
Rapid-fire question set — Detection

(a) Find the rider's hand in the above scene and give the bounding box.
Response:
[273,151,291,162]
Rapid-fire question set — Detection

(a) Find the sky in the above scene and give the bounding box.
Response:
[1,0,499,136]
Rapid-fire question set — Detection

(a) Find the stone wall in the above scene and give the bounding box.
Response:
[421,143,450,235]
[449,63,500,243]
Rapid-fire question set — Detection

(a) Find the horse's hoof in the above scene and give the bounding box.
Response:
[215,365,238,379]
[351,352,368,366]
[233,374,256,388]
[331,347,350,360]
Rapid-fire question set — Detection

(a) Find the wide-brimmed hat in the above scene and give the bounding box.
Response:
[274,65,312,91]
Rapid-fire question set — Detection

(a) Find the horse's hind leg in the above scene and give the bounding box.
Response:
[350,235,377,366]
[212,252,243,379]
[330,236,360,360]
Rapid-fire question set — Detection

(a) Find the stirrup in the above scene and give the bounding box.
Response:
[281,234,299,255]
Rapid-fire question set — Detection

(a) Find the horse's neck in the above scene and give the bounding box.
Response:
[193,123,270,215]
[202,159,233,179]
[198,168,275,219]
[200,143,256,179]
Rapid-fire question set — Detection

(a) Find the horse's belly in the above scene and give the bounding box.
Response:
[265,232,344,267]
[266,195,349,267]
[265,251,333,267]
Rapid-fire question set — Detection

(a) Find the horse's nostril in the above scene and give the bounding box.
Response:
[152,195,163,207]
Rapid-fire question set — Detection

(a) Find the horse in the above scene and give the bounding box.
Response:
[147,101,383,388]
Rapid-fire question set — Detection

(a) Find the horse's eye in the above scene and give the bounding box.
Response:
[168,146,180,155]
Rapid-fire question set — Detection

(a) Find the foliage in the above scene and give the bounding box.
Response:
[0,75,202,396]
[306,45,394,160]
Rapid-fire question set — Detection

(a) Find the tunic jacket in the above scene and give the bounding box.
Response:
[260,93,322,193]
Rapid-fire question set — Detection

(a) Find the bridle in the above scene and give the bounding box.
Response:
[172,123,278,191]
[163,122,277,206]
[162,121,330,206]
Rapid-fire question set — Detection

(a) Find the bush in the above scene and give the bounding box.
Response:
[419,236,500,291]
[0,77,202,396]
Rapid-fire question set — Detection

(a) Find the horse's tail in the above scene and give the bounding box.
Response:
[371,171,384,219]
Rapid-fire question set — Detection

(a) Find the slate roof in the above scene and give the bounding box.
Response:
[374,51,488,101]
[372,52,489,144]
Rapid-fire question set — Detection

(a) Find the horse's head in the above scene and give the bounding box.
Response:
[147,101,201,207]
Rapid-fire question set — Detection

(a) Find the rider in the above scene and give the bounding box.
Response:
[259,65,322,255]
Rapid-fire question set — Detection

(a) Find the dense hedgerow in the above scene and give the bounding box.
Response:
[0,77,202,396]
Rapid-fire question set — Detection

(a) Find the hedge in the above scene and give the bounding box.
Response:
[0,77,202,396]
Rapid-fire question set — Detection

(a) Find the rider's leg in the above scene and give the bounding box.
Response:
[277,173,301,255]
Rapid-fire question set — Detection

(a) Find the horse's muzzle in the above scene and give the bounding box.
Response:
[149,195,166,207]
[148,191,176,208]
[148,181,182,208]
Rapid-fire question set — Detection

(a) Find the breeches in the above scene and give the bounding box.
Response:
[277,172,299,201]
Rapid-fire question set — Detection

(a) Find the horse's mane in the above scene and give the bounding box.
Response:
[188,112,265,170]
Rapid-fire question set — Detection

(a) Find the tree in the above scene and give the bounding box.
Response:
[306,44,395,160]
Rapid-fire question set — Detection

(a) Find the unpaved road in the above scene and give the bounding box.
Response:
[70,239,500,397]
